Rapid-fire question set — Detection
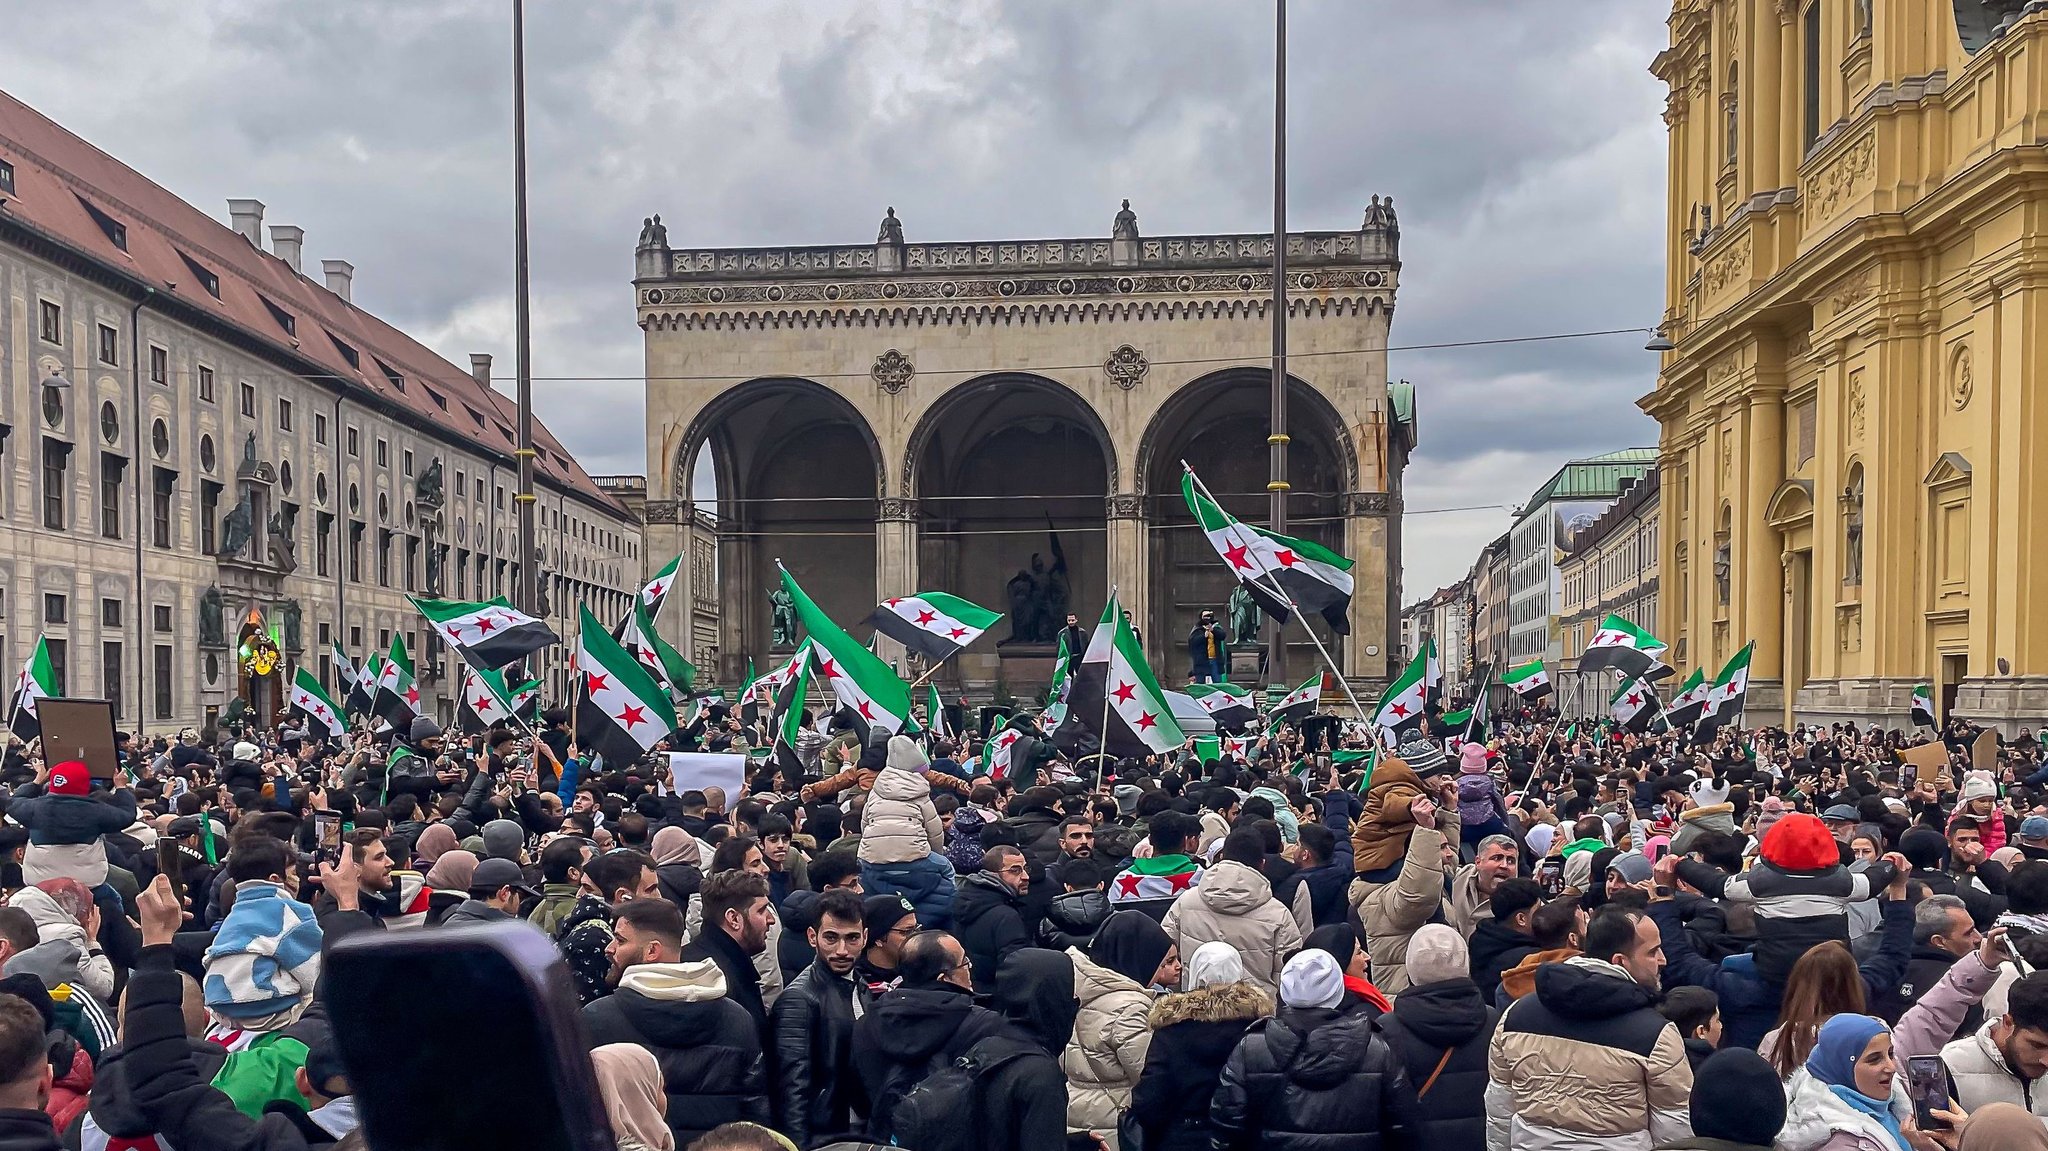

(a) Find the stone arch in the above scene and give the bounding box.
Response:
[901,373,1117,498]
[1763,479,1815,529]
[1132,369,1359,498]
[673,377,885,503]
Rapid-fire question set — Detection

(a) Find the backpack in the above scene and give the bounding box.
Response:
[1456,774,1497,826]
[945,808,989,873]
[889,1034,1038,1151]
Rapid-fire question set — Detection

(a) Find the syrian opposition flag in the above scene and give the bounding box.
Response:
[289,667,349,738]
[574,604,679,769]
[1336,745,1382,793]
[1663,668,1711,728]
[347,653,382,718]
[735,658,760,725]
[1610,676,1661,733]
[1696,642,1753,734]
[7,639,58,744]
[1449,662,1493,741]
[984,723,1027,781]
[1578,613,1674,681]
[1192,733,1255,763]
[638,553,682,617]
[1270,674,1324,723]
[1186,683,1259,731]
[924,683,950,743]
[779,567,912,737]
[372,636,421,731]
[1181,469,1354,633]
[755,644,811,714]
[457,665,524,733]
[1911,684,1937,728]
[331,643,359,700]
[1372,646,1430,736]
[1061,595,1186,757]
[412,596,558,671]
[1423,637,1443,704]
[617,597,696,700]
[868,592,1002,662]
[1504,659,1552,702]
[771,648,816,781]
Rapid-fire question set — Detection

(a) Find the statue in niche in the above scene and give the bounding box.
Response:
[220,496,254,558]
[280,599,303,652]
[1229,584,1263,647]
[199,587,225,648]
[1843,474,1865,585]
[266,511,296,573]
[770,586,799,649]
[1713,541,1732,607]
[1112,199,1139,241]
[1003,527,1070,644]
[416,457,445,507]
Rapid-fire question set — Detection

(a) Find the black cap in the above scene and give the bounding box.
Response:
[1689,1049,1785,1144]
[471,857,540,898]
[862,893,916,939]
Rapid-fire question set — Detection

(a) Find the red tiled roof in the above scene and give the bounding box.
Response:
[0,86,624,518]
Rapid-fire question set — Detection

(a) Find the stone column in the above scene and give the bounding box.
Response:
[1105,493,1146,656]
[1343,492,1395,685]
[1742,388,1786,696]
[874,498,920,669]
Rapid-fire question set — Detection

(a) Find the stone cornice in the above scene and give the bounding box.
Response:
[638,282,1394,333]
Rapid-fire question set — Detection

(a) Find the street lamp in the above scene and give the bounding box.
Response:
[41,370,69,390]
[1643,328,1675,353]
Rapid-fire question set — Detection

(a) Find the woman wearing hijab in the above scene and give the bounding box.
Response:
[986,949,1084,1151]
[1302,924,1392,1018]
[1064,910,1180,1145]
[422,849,477,926]
[1778,1013,1963,1151]
[1131,941,1272,1151]
[1957,1102,2045,1150]
[1211,950,1421,1150]
[591,1043,676,1151]
[411,822,459,869]
[650,825,704,911]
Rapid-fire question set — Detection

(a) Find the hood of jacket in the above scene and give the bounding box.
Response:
[619,958,728,1003]
[1069,943,1148,1005]
[1777,1066,1913,1151]
[1147,980,1271,1029]
[612,975,741,1047]
[866,982,985,1062]
[1531,956,1657,1020]
[954,870,1021,926]
[2,939,79,989]
[443,899,512,927]
[1045,888,1110,932]
[87,1036,229,1137]
[7,887,83,947]
[1263,1005,1378,1089]
[1468,917,1535,967]
[1192,859,1275,915]
[870,764,932,804]
[1389,977,1492,1047]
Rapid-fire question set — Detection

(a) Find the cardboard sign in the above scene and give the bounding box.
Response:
[1972,729,2001,774]
[1899,741,1950,787]
[665,752,748,801]
[37,698,120,779]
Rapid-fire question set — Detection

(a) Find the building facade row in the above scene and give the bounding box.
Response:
[1556,470,1661,717]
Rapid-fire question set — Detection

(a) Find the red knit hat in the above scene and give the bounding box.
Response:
[1758,812,1839,871]
[45,761,89,796]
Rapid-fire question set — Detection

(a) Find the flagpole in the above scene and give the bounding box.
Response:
[1182,463,1371,727]
[1098,585,1119,792]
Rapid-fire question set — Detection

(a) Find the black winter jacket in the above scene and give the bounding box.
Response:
[952,872,1031,996]
[770,957,873,1148]
[1038,888,1110,952]
[681,925,769,1045]
[1130,981,1270,1151]
[1210,1004,1421,1151]
[1464,920,1537,1006]
[1374,978,1495,1151]
[1871,944,1984,1039]
[0,1112,58,1151]
[580,974,770,1144]
[850,981,1005,1143]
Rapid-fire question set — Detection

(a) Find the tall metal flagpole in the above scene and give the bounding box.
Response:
[1266,0,1290,687]
[511,0,539,624]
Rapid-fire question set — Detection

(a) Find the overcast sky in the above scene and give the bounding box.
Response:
[4,0,1667,601]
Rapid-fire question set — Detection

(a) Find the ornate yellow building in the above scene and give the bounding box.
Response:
[1643,0,2048,729]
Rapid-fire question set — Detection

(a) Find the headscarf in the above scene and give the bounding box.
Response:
[1087,909,1172,988]
[423,850,478,892]
[1960,1102,2048,1151]
[1278,950,1344,1010]
[413,823,459,865]
[650,826,701,868]
[1522,823,1558,859]
[1184,941,1245,990]
[1805,1014,1906,1151]
[590,1043,674,1151]
[994,948,1081,1054]
[1302,924,1356,971]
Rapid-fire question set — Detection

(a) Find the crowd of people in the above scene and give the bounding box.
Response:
[2,697,2048,1150]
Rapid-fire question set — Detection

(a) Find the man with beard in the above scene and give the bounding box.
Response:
[581,897,769,1145]
[851,930,1006,1144]
[1448,833,1520,939]
[770,887,873,1147]
[684,870,776,1042]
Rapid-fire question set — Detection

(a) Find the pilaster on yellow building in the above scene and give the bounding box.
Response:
[1644,0,2048,730]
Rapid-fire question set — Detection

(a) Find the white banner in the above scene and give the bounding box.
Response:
[665,752,748,801]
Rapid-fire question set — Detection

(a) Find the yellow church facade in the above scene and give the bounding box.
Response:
[1643,1,2048,729]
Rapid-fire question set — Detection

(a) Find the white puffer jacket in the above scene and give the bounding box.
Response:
[6,886,113,1002]
[1940,1017,2048,1119]
[1777,1066,1917,1151]
[1060,945,1154,1138]
[1160,860,1302,995]
[858,765,943,865]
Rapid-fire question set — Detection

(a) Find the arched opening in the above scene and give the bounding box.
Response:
[679,379,881,679]
[1139,369,1354,684]
[908,374,1113,668]
[236,607,282,722]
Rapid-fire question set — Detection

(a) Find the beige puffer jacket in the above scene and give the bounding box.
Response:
[858,765,943,865]
[1347,814,1455,995]
[1061,945,1155,1137]
[1160,860,1303,996]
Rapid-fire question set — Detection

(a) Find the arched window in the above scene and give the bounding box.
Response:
[1725,62,1740,166]
[1715,505,1734,607]
[1802,2,1823,149]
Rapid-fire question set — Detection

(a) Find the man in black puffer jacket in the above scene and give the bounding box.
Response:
[1211,949,1422,1150]
[1465,880,1542,1007]
[851,931,1007,1143]
[952,847,1032,996]
[770,889,872,1148]
[1375,927,1496,1151]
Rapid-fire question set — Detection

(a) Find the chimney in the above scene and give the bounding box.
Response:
[269,225,304,273]
[321,259,354,303]
[227,199,265,247]
[469,354,492,388]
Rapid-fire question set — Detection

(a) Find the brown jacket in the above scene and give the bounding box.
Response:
[1349,757,1429,874]
[1499,946,1577,1002]
[800,765,969,804]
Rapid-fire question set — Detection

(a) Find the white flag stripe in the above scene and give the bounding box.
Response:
[1200,525,1355,594]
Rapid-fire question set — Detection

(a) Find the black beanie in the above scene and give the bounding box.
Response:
[1689,1048,1786,1145]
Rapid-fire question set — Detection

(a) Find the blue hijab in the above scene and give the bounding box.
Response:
[1806,1013,1907,1151]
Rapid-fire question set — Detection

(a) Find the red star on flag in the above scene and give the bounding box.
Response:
[1115,873,1142,897]
[404,686,421,708]
[1113,682,1136,704]
[473,696,493,711]
[1626,693,1642,706]
[886,597,904,608]
[1390,702,1409,717]
[1274,549,1297,567]
[1166,870,1199,892]
[1223,541,1252,570]
[815,658,840,680]
[647,581,665,599]
[617,704,648,729]
[586,672,611,695]
[857,701,875,720]
[915,610,937,626]
[1136,712,1157,731]
[475,615,496,634]
[948,627,968,639]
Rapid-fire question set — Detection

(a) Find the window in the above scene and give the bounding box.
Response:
[39,300,61,344]
[149,345,168,385]
[101,598,121,628]
[200,480,221,554]
[402,449,413,477]
[346,427,360,458]
[41,439,69,530]
[96,324,119,366]
[375,438,388,467]
[378,529,393,587]
[239,382,256,418]
[330,333,360,370]
[0,159,12,195]
[153,605,171,632]
[348,522,364,582]
[377,359,403,392]
[278,398,293,431]
[98,454,124,538]
[349,626,361,649]
[426,387,447,411]
[1802,1,1822,150]
[43,594,66,624]
[154,646,173,719]
[81,199,128,250]
[405,536,419,590]
[317,513,334,577]
[314,412,328,445]
[102,642,122,719]
[179,252,221,299]
[198,365,215,403]
[496,485,505,510]
[260,296,295,337]
[45,640,66,696]
[152,468,174,547]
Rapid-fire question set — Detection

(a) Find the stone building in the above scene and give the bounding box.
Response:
[1556,471,1661,717]
[1644,2,2048,727]
[1505,449,1660,672]
[1469,531,1512,693]
[0,90,640,732]
[635,200,1415,695]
